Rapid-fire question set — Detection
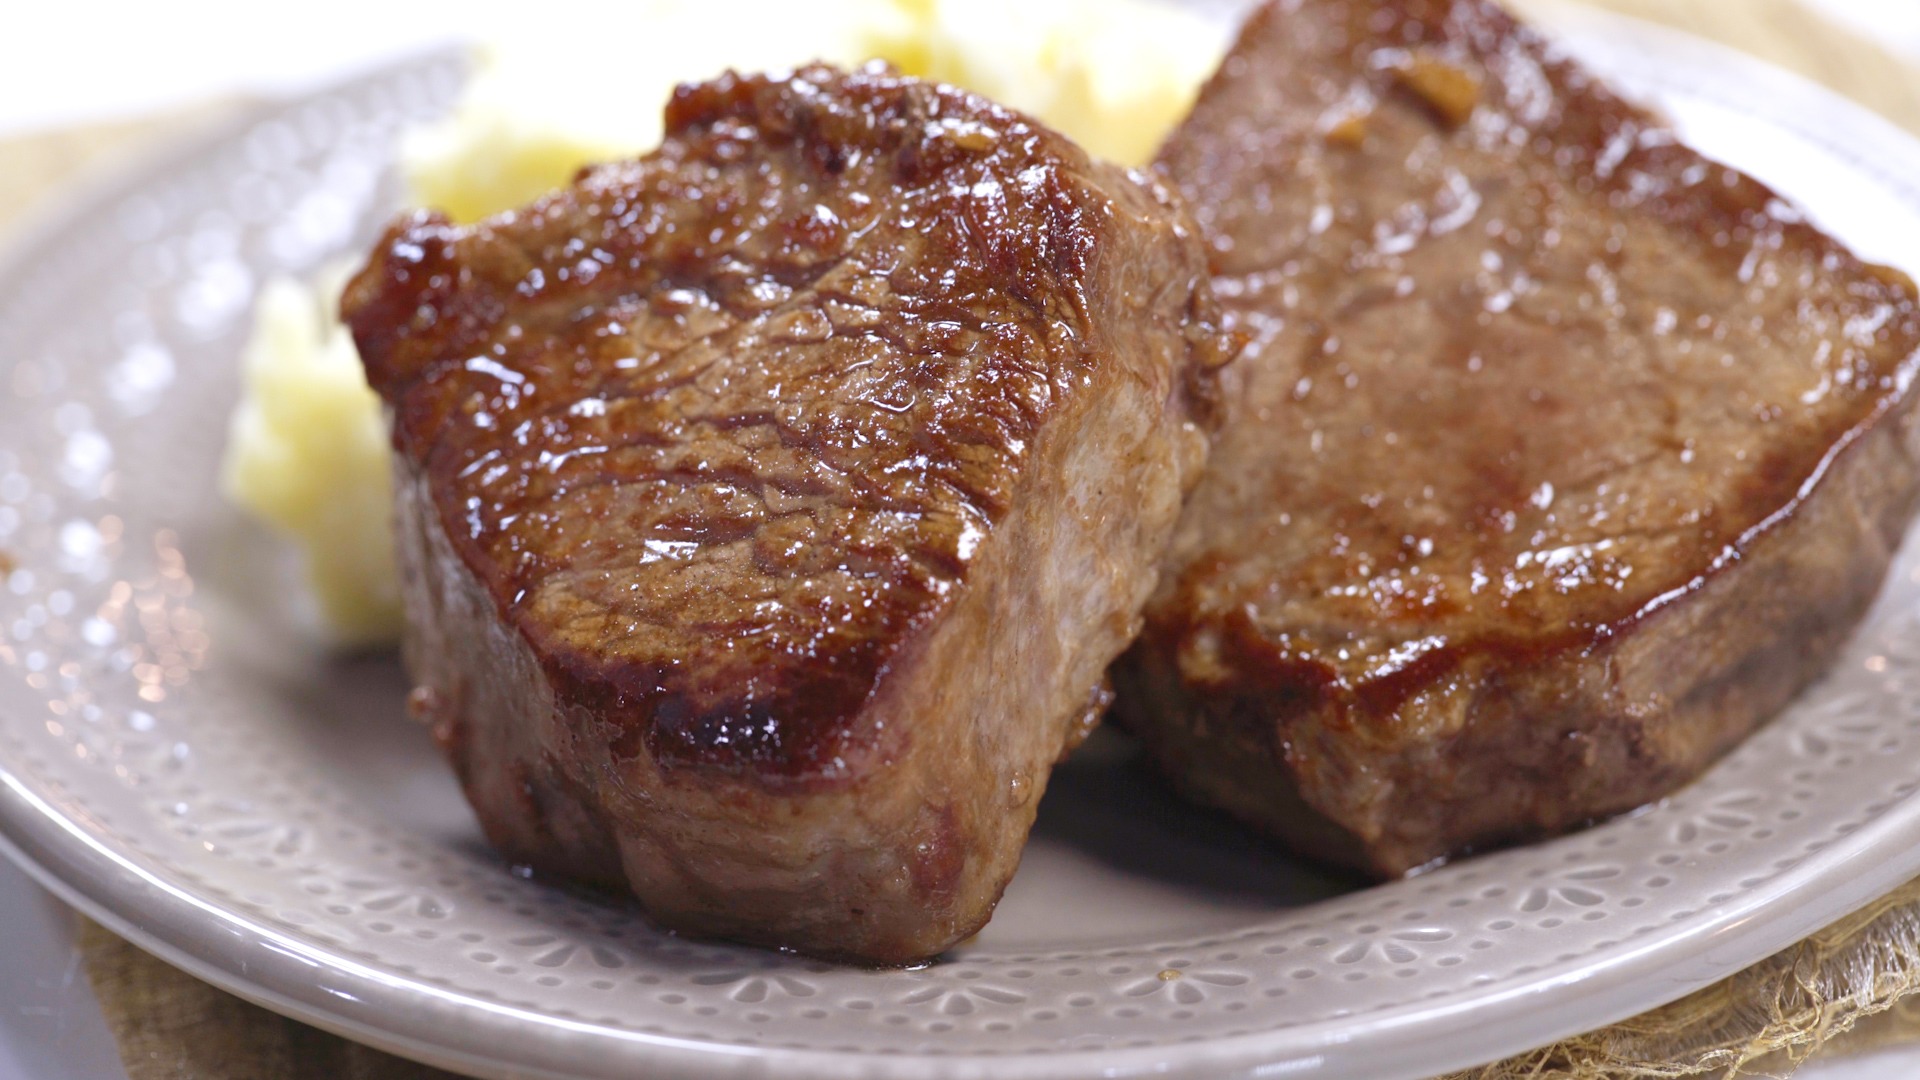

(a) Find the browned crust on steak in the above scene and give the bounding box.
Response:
[1118,0,1920,877]
[347,65,1228,961]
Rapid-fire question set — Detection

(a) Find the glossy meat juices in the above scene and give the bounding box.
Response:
[345,65,1230,963]
[1120,0,1920,876]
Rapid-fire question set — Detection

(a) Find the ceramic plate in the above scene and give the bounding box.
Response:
[8,7,1920,1079]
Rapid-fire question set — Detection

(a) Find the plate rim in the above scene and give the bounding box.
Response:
[5,10,1920,1080]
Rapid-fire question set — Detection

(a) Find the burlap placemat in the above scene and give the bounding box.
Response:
[7,3,1920,1077]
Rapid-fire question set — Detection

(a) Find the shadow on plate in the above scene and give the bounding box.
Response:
[1032,727,1362,907]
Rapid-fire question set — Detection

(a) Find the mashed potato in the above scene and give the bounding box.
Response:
[221,265,400,644]
[224,0,1227,644]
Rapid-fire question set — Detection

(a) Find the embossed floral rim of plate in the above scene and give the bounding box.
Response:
[8,8,1920,1080]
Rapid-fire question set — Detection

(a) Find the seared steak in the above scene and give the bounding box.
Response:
[1120,0,1920,877]
[344,65,1228,963]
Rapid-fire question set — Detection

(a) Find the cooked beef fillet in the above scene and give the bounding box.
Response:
[1120,0,1920,877]
[344,64,1228,963]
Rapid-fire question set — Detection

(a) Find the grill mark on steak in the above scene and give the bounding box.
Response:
[346,63,1229,961]
[1120,0,1920,876]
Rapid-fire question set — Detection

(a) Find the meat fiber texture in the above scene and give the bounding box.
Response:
[344,63,1230,963]
[1122,0,1920,877]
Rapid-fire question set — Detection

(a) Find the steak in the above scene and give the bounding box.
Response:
[343,64,1229,963]
[1119,0,1920,877]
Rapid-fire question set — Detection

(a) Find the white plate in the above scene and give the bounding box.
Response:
[7,8,1920,1079]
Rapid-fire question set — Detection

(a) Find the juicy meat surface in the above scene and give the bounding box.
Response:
[345,64,1228,962]
[1119,0,1920,876]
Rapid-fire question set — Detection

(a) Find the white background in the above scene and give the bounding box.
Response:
[1,0,1919,138]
